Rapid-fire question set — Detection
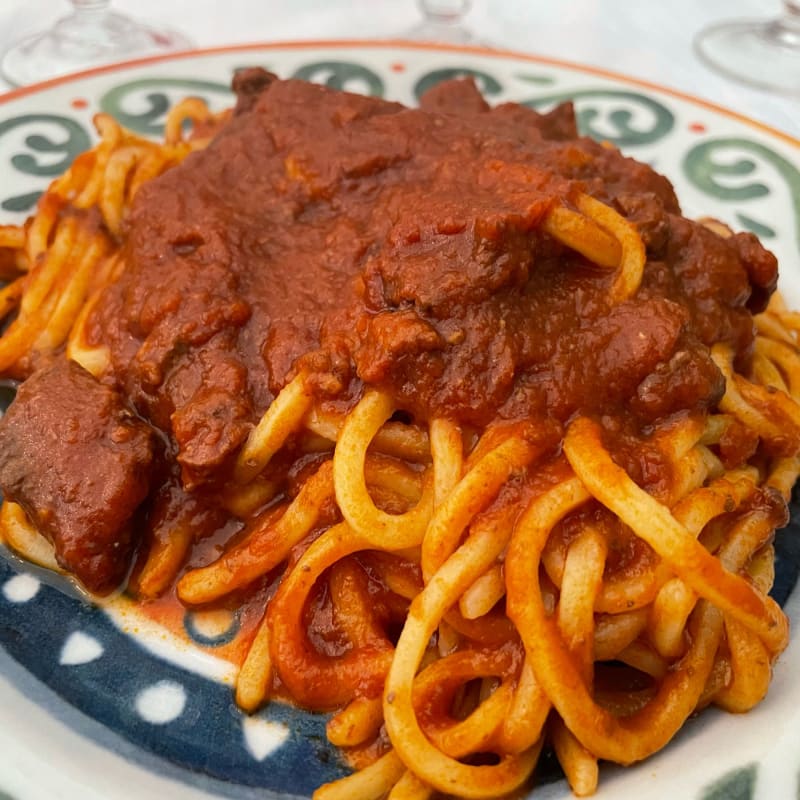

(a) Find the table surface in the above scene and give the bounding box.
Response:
[0,0,798,138]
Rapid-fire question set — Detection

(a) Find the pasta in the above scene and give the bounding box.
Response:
[0,70,798,800]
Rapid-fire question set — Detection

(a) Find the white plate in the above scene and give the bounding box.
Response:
[0,41,799,800]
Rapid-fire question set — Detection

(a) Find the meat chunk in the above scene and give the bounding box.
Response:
[0,360,157,593]
[418,77,491,115]
[232,67,277,115]
[733,231,778,313]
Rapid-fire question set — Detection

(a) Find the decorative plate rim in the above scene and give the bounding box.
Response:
[0,38,797,148]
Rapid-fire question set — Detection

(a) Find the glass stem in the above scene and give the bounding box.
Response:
[774,1,800,43]
[418,0,472,25]
[766,18,800,48]
[69,0,112,26]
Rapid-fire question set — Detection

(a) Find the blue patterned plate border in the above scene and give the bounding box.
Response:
[0,41,799,800]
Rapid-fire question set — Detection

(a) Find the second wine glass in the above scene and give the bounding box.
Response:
[694,1,800,95]
[1,0,192,87]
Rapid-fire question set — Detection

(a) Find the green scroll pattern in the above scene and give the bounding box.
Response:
[736,212,776,240]
[684,138,800,252]
[292,61,384,97]
[513,71,557,87]
[524,89,674,147]
[699,764,757,800]
[0,114,91,212]
[99,78,233,136]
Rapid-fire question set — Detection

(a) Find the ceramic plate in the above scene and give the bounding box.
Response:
[1,42,799,800]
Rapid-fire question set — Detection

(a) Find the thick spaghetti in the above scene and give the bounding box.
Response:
[0,70,798,799]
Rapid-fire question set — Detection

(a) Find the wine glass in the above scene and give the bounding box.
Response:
[694,1,800,95]
[406,0,476,45]
[1,0,192,88]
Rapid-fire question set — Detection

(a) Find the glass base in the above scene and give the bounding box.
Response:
[1,10,192,87]
[694,19,800,95]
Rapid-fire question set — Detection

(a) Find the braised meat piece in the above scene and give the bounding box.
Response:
[0,360,157,593]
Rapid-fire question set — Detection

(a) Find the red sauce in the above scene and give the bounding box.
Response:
[88,72,777,494]
[0,71,780,597]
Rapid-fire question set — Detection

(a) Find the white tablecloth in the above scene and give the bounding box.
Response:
[0,0,798,137]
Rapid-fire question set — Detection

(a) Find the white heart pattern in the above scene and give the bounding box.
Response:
[242,715,290,762]
[59,630,104,666]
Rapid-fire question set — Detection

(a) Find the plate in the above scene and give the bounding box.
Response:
[1,41,799,800]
